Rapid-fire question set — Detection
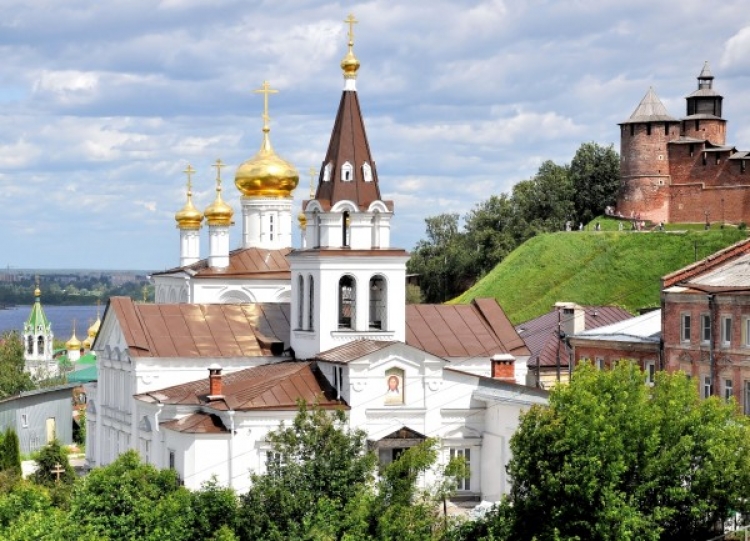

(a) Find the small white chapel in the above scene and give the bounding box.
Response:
[85,16,547,501]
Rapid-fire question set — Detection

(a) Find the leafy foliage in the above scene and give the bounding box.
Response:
[504,362,750,541]
[32,439,76,487]
[408,143,619,302]
[0,428,21,477]
[0,331,33,399]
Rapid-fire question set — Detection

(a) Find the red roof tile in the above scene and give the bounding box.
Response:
[152,247,291,279]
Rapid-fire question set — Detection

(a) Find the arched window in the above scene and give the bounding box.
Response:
[362,162,373,182]
[297,275,305,329]
[341,162,353,182]
[342,211,351,247]
[369,275,386,330]
[338,275,356,329]
[308,275,315,331]
[38,336,45,356]
[27,335,33,355]
[323,162,332,182]
[314,211,321,248]
[371,212,381,248]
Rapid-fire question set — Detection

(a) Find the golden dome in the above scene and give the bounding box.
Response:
[205,160,234,227]
[341,14,360,79]
[235,81,299,198]
[66,331,81,351]
[235,130,300,198]
[298,209,307,230]
[175,163,203,230]
[87,317,100,338]
[34,286,41,297]
[82,337,92,350]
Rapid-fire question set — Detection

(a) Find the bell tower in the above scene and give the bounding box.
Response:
[289,15,409,360]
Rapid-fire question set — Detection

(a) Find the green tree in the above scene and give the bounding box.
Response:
[191,478,238,541]
[32,439,75,487]
[505,362,750,541]
[0,331,33,399]
[570,142,620,224]
[69,450,185,540]
[235,403,377,541]
[0,428,22,477]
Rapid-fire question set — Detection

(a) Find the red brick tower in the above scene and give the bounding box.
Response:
[681,62,725,145]
[617,87,680,223]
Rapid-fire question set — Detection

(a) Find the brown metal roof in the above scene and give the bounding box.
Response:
[405,299,530,359]
[107,297,290,358]
[310,90,390,211]
[136,362,344,412]
[161,412,228,434]
[152,247,291,279]
[314,340,397,363]
[516,306,633,368]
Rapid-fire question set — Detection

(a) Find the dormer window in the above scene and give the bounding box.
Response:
[342,162,353,182]
[323,163,332,182]
[362,162,373,182]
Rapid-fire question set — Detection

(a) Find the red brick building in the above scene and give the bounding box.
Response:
[617,62,750,225]
[661,237,750,412]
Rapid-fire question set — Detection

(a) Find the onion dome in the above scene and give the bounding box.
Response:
[87,317,100,338]
[82,337,92,350]
[34,285,41,297]
[66,330,81,351]
[175,164,203,230]
[340,14,360,79]
[204,159,234,227]
[235,81,299,198]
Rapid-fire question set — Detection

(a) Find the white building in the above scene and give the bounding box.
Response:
[86,21,546,501]
[23,283,56,378]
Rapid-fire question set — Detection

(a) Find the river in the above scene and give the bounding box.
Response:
[0,305,100,340]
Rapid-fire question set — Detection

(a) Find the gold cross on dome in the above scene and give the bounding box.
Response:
[308,166,317,198]
[344,13,358,45]
[183,163,196,193]
[212,159,226,188]
[254,81,278,129]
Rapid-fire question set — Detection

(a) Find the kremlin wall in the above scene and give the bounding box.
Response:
[616,62,750,225]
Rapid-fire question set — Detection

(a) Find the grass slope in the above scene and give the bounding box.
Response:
[453,229,747,325]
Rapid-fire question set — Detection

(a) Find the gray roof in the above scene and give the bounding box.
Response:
[699,61,714,80]
[621,87,678,124]
[669,136,706,144]
[729,151,750,160]
[686,89,722,98]
[688,252,750,289]
[572,310,661,344]
[682,113,723,120]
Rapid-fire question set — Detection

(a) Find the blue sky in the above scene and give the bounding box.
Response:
[1,0,750,270]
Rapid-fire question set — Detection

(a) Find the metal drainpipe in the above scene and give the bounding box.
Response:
[709,294,716,396]
[228,411,235,489]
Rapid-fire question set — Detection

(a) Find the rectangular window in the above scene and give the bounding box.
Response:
[745,382,750,415]
[168,450,176,470]
[596,357,604,371]
[449,448,471,491]
[703,376,712,399]
[681,313,691,342]
[645,361,656,386]
[646,123,651,136]
[20,414,28,428]
[630,124,634,136]
[689,143,694,157]
[701,314,711,343]
[722,316,732,347]
[725,379,733,401]
[742,160,746,174]
[664,122,670,135]
[745,318,750,346]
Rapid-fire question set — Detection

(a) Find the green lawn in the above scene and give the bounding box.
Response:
[452,227,747,324]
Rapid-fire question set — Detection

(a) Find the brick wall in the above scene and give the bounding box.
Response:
[681,118,726,146]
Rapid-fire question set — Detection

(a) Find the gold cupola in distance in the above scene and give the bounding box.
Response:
[174,163,204,230]
[235,81,299,198]
[204,159,234,226]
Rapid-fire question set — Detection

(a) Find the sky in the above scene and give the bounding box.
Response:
[1,0,750,271]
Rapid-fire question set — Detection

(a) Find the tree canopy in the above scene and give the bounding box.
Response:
[503,362,750,541]
[0,331,33,399]
[408,142,620,302]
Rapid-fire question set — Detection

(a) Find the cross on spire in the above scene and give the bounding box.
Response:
[254,81,279,131]
[212,159,226,191]
[308,166,317,198]
[183,163,196,194]
[345,13,358,46]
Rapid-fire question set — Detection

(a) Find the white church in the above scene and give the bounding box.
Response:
[86,17,547,501]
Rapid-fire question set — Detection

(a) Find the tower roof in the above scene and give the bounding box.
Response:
[687,61,722,99]
[204,159,234,227]
[307,15,390,212]
[25,284,51,332]
[620,87,678,124]
[698,61,714,80]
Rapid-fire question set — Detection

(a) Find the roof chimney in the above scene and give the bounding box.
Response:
[491,353,516,383]
[208,364,223,398]
[554,302,585,338]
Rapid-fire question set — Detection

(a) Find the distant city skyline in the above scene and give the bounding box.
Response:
[2,1,750,269]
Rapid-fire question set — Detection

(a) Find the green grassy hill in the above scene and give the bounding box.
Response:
[452,229,747,324]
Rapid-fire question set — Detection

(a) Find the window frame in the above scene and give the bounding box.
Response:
[700,313,711,343]
[724,378,734,402]
[645,360,656,386]
[681,313,692,343]
[722,316,732,347]
[449,448,471,492]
